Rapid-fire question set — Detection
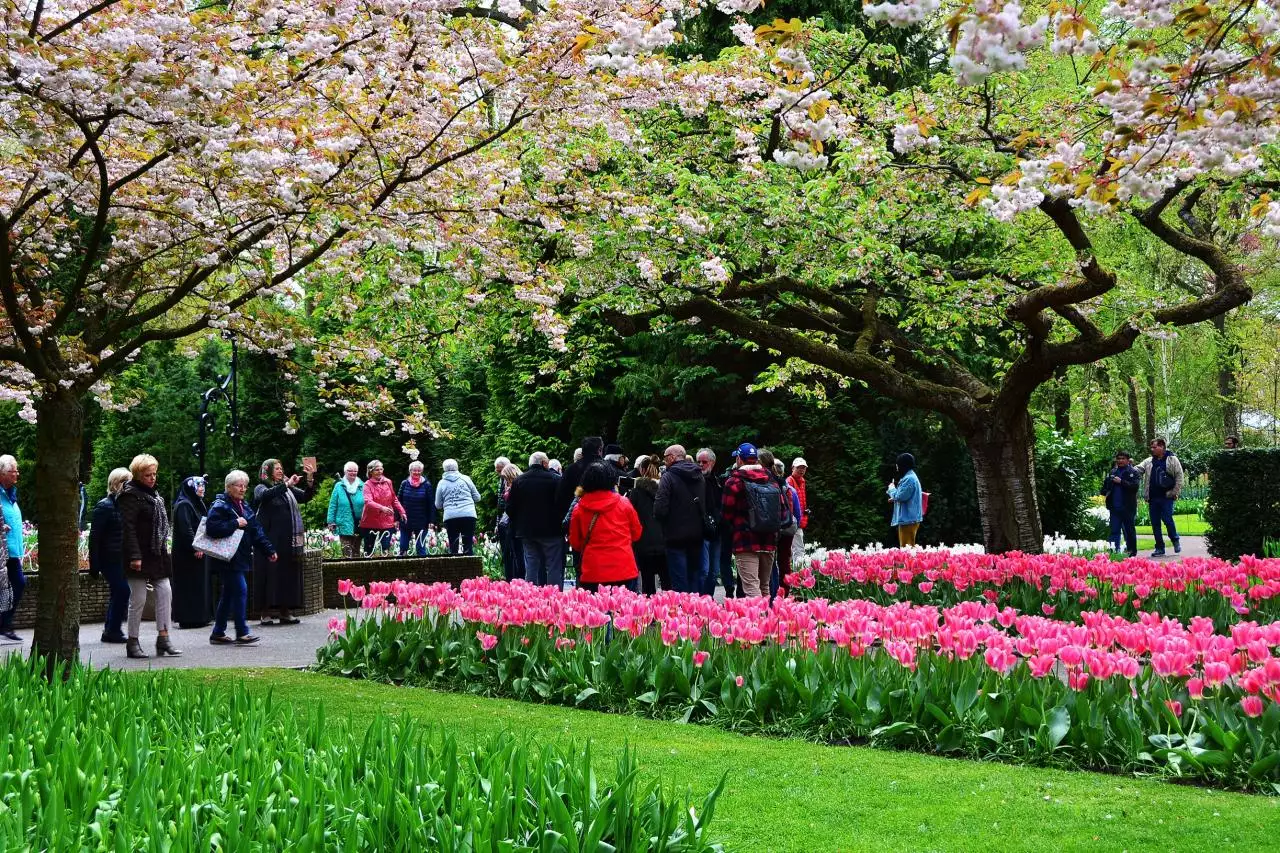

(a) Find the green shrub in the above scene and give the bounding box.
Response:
[1205,448,1280,559]
[0,657,723,851]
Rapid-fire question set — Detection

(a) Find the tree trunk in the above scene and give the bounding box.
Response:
[1127,376,1143,448]
[1052,366,1071,434]
[1213,314,1240,439]
[965,411,1043,554]
[31,389,84,675]
[1144,365,1156,444]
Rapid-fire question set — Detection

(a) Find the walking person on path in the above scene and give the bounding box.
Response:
[1136,437,1185,557]
[721,443,785,598]
[1101,450,1142,557]
[253,458,316,625]
[117,454,181,659]
[0,455,27,643]
[89,467,132,643]
[207,470,276,646]
[171,476,213,629]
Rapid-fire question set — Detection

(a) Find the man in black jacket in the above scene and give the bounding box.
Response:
[655,444,708,593]
[556,436,603,520]
[507,452,565,589]
[1101,450,1142,557]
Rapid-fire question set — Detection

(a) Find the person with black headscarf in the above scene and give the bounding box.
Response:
[170,475,212,629]
[886,453,924,547]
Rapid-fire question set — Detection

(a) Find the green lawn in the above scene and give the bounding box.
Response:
[1136,514,1210,536]
[172,669,1278,853]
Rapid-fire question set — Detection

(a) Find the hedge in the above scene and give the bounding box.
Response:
[1205,448,1280,560]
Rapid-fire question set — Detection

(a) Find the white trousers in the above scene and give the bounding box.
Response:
[127,577,171,639]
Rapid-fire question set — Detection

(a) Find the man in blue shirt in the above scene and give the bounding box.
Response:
[0,455,26,643]
[1101,451,1142,557]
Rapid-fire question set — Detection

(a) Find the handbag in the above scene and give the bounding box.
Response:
[191,516,244,562]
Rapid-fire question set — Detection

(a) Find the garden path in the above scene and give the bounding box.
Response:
[2,610,343,671]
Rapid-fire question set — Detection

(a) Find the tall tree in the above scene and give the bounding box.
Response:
[547,1,1278,552]
[0,0,751,666]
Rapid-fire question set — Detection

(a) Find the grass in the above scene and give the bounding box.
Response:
[1136,514,1210,536]
[171,669,1279,853]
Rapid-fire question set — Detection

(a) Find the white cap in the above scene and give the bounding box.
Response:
[792,458,808,469]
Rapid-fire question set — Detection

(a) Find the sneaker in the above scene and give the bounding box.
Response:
[209,634,234,645]
[1,632,19,643]
[1173,540,1182,554]
[1150,550,1166,558]
[235,634,260,645]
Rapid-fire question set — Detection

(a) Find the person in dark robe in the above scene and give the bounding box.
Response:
[170,476,212,629]
[253,458,315,625]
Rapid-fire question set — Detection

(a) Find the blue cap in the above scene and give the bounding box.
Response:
[733,442,757,459]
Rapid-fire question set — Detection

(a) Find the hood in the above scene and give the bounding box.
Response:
[442,471,462,482]
[579,490,623,511]
[668,459,702,483]
[732,465,770,483]
[632,477,658,496]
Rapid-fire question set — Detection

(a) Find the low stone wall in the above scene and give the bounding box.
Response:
[322,556,484,608]
[9,549,328,629]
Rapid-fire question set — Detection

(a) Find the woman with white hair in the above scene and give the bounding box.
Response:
[397,460,436,555]
[88,467,132,643]
[206,469,277,645]
[117,454,180,659]
[358,459,404,557]
[326,462,364,558]
[434,459,482,555]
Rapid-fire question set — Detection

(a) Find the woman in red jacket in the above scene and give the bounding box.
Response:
[569,462,641,592]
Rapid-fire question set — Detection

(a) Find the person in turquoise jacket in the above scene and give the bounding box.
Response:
[886,452,924,547]
[326,461,365,558]
[0,455,26,642]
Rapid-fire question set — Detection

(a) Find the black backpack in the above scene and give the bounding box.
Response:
[744,478,783,534]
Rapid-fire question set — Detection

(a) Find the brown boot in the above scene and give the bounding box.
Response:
[155,635,183,657]
[126,638,149,659]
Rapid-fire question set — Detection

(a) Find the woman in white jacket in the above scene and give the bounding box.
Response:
[435,459,482,555]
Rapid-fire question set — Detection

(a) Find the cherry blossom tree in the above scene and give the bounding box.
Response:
[0,0,748,666]
[549,0,1280,552]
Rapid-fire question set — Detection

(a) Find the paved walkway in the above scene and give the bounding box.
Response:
[1143,533,1210,560]
[1,609,344,671]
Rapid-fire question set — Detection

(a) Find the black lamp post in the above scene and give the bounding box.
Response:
[193,333,239,477]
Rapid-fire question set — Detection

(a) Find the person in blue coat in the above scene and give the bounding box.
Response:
[206,469,276,645]
[1101,450,1143,556]
[886,453,924,547]
[397,460,436,555]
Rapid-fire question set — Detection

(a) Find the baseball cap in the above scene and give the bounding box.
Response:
[792,457,808,468]
[733,442,758,459]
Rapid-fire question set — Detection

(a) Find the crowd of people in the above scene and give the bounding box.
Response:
[492,437,842,598]
[0,439,931,653]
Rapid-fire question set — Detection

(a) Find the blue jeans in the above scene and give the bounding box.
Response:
[523,537,565,589]
[1109,508,1137,555]
[665,542,708,594]
[0,558,25,631]
[101,562,130,638]
[398,527,428,556]
[213,570,250,638]
[1148,499,1179,551]
[700,538,722,596]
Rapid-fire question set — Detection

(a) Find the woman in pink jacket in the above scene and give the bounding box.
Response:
[358,459,405,557]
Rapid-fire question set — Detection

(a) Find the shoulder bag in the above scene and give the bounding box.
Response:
[192,514,245,562]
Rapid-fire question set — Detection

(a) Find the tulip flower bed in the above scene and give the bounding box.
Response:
[1,656,723,851]
[785,550,1280,629]
[317,578,1280,791]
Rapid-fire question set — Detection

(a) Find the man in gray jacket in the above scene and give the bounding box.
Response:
[1135,438,1185,557]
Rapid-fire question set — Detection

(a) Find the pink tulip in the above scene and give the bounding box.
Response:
[693,650,709,667]
[1165,699,1182,718]
[477,631,498,651]
[338,578,352,596]
[1241,695,1265,718]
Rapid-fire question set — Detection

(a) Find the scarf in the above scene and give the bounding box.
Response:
[285,486,305,550]
[129,482,170,556]
[342,476,362,495]
[409,474,423,487]
[173,476,208,521]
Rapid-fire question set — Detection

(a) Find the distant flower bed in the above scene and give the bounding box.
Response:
[305,528,504,577]
[785,549,1280,628]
